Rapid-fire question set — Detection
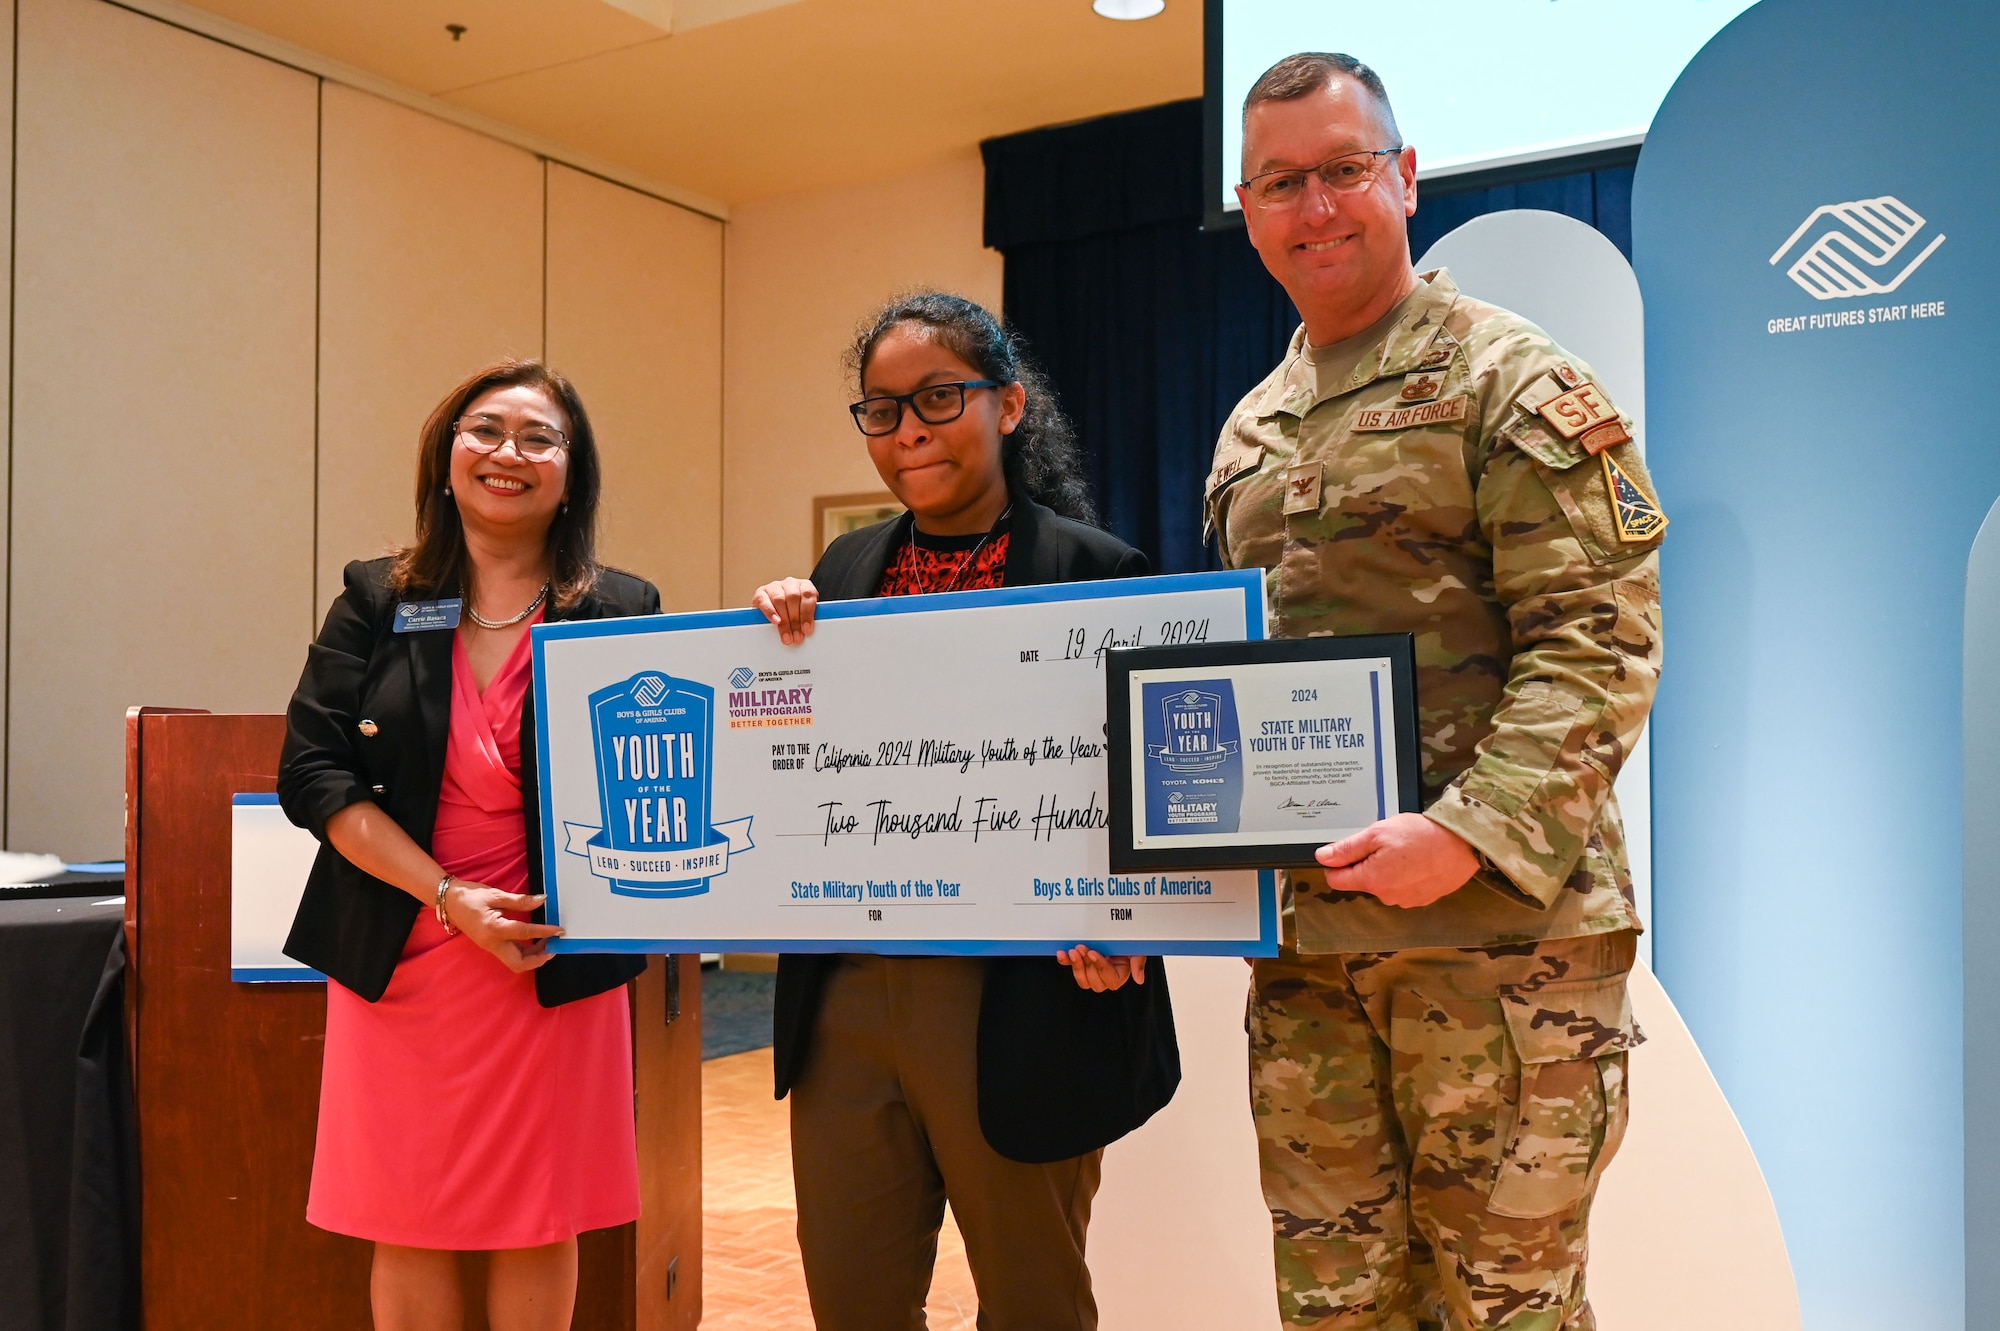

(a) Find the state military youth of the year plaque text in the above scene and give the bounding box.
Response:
[1105,634,1421,872]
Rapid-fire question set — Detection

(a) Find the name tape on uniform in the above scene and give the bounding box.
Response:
[1352,397,1469,432]
[1535,383,1617,439]
[1211,444,1263,488]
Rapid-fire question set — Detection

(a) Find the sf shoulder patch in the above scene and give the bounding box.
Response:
[1603,449,1668,542]
[1536,382,1618,439]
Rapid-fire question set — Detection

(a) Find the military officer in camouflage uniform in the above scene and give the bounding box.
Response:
[1211,54,1668,1331]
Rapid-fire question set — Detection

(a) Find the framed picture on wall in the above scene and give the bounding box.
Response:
[814,492,904,558]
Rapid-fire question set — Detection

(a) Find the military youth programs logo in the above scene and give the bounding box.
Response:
[562,670,753,898]
[1770,195,1945,300]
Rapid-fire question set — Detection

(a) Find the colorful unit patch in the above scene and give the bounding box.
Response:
[1353,397,1469,431]
[1603,449,1668,542]
[1536,383,1617,439]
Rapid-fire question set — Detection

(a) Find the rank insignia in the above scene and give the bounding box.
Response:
[1579,420,1632,455]
[1536,381,1617,439]
[1603,449,1668,542]
[1551,362,1585,390]
[1415,332,1455,370]
[1399,371,1444,402]
[1283,461,1324,515]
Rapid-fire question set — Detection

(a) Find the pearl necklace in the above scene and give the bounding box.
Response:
[467,581,550,629]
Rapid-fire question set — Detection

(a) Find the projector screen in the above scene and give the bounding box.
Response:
[1208,0,1759,220]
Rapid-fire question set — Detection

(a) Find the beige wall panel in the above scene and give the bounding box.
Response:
[721,152,1000,606]
[10,0,318,856]
[317,83,544,610]
[546,164,722,611]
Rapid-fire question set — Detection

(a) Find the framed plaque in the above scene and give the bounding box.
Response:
[1105,635,1421,871]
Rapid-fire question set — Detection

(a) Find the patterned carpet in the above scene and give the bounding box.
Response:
[701,965,776,1061]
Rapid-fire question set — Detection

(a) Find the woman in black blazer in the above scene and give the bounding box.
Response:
[279,360,657,1331]
[751,292,1179,1331]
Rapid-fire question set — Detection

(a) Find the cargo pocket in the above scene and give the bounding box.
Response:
[1487,973,1642,1220]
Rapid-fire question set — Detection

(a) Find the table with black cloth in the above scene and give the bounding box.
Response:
[0,879,137,1331]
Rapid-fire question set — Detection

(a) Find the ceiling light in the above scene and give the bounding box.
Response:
[1093,0,1164,19]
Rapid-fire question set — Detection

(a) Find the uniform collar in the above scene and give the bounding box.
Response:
[1256,269,1462,419]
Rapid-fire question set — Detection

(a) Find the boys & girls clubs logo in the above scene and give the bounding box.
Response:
[1766,194,1946,335]
[562,670,754,899]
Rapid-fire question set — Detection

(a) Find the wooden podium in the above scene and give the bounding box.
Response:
[123,707,702,1328]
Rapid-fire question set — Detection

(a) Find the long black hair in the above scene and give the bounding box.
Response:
[848,291,1098,525]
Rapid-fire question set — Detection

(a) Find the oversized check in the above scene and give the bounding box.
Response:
[531,571,1278,955]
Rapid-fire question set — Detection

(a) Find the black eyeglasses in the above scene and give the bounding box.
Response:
[849,380,1003,436]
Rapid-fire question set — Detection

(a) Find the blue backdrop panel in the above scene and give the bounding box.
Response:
[1634,2,2000,1327]
[1967,505,2000,1328]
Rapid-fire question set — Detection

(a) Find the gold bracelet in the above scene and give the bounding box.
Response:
[435,873,459,937]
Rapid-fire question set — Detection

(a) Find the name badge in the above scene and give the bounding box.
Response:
[392,598,463,633]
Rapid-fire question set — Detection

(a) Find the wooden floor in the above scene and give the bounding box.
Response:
[701,1047,978,1329]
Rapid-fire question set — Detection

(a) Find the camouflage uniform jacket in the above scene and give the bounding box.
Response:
[1206,270,1666,952]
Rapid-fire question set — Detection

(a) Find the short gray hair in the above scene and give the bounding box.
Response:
[1242,52,1401,147]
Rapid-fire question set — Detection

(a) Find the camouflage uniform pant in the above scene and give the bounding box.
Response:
[1249,930,1640,1331]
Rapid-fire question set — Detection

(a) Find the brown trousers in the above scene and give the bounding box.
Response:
[789,955,1102,1331]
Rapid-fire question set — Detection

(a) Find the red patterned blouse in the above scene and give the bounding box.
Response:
[875,519,1011,597]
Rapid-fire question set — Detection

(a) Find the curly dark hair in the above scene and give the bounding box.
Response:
[391,359,602,608]
[846,291,1098,525]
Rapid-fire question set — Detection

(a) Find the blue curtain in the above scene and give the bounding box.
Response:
[984,99,1634,573]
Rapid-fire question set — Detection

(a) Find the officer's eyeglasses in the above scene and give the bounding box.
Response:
[1239,147,1404,208]
[455,416,570,463]
[849,381,1003,436]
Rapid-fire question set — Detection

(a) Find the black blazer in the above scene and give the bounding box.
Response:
[773,498,1182,1164]
[278,556,656,1007]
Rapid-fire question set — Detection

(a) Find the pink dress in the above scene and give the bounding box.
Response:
[308,615,640,1249]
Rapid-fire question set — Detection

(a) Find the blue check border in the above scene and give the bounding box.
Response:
[530,570,1278,956]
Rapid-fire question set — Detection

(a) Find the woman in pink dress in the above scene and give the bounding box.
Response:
[277,361,662,1330]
